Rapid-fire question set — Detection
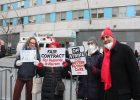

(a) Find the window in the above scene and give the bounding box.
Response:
[119,6,127,17]
[41,15,46,23]
[29,16,36,24]
[61,12,66,20]
[17,17,23,25]
[73,10,84,20]
[0,5,3,11]
[91,9,97,18]
[135,5,140,16]
[112,7,119,17]
[46,14,50,22]
[73,11,79,20]
[0,19,2,26]
[18,1,24,8]
[56,12,61,21]
[46,0,51,4]
[97,8,104,18]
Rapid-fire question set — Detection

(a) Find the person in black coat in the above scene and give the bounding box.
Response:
[13,37,40,100]
[77,37,103,100]
[40,41,66,100]
[100,27,140,100]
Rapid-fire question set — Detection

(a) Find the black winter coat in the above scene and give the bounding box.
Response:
[103,41,140,100]
[77,51,103,100]
[41,67,64,100]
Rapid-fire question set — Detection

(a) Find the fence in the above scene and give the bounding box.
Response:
[0,66,77,100]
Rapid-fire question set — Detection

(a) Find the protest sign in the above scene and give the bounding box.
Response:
[40,48,65,67]
[68,46,87,75]
[20,50,37,62]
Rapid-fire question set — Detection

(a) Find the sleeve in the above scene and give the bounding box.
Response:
[14,55,20,69]
[125,45,140,99]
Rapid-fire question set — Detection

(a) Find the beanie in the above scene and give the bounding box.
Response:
[88,36,98,46]
[100,27,114,39]
[48,42,60,48]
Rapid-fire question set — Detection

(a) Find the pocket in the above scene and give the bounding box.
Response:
[55,81,65,96]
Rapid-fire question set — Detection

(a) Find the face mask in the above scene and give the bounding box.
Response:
[104,42,113,50]
[88,44,96,55]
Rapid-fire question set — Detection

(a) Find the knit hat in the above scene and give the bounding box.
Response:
[48,42,60,48]
[87,36,98,46]
[100,27,114,39]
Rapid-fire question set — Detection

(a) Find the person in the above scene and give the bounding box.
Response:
[77,37,103,100]
[39,41,67,100]
[134,50,139,58]
[100,27,140,100]
[0,39,6,58]
[13,37,40,100]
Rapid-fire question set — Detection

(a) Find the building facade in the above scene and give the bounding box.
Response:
[0,0,140,52]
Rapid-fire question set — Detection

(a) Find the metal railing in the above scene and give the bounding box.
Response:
[0,66,15,100]
[0,66,77,100]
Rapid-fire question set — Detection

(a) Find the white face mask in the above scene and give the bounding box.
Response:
[104,42,113,50]
[88,44,97,55]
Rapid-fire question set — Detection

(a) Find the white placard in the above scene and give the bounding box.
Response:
[40,48,65,67]
[20,50,37,62]
[68,46,87,75]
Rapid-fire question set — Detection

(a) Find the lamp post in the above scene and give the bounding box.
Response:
[86,0,91,24]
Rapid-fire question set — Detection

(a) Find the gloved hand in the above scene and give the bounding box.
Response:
[63,61,68,68]
[37,63,43,70]
[34,60,40,66]
[16,60,23,66]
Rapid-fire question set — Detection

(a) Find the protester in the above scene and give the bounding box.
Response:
[40,41,67,100]
[100,27,140,100]
[13,37,40,100]
[77,37,103,100]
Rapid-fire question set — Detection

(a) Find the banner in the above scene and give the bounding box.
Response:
[68,46,87,75]
[40,48,65,67]
[20,50,37,62]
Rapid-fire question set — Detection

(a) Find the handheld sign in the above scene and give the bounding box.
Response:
[40,48,65,67]
[20,50,37,62]
[68,46,87,75]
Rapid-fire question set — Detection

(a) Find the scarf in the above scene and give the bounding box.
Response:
[101,40,116,91]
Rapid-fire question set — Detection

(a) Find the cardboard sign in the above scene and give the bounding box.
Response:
[40,48,65,67]
[20,50,37,62]
[68,46,87,75]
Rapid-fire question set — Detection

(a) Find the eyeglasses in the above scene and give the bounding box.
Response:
[29,42,36,45]
[87,42,94,45]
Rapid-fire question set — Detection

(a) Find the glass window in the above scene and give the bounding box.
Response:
[17,17,23,25]
[79,10,84,19]
[46,14,50,22]
[17,1,24,8]
[135,5,140,16]
[112,7,119,17]
[41,14,46,23]
[73,11,79,20]
[61,12,66,20]
[0,5,3,11]
[119,6,127,17]
[56,12,61,21]
[91,9,97,18]
[0,19,2,26]
[29,16,36,24]
[97,8,104,18]
[73,10,84,20]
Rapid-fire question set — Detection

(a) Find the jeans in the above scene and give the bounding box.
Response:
[13,79,33,100]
